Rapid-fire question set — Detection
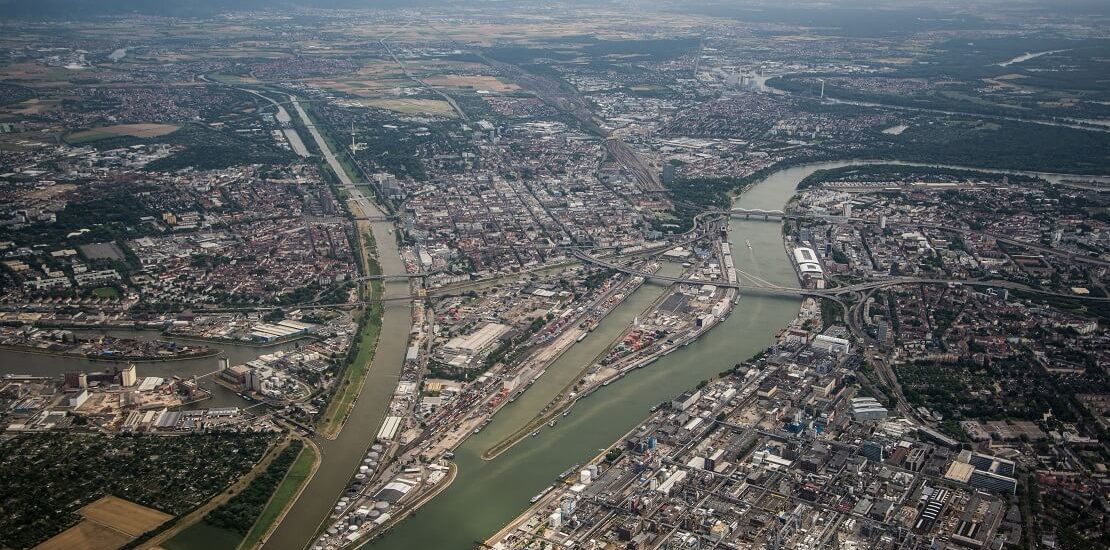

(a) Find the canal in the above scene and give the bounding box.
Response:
[0,329,300,409]
[357,162,853,550]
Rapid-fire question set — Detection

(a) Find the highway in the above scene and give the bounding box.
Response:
[732,210,1110,269]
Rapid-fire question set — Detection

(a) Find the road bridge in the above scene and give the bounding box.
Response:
[351,273,427,282]
[729,208,786,220]
[570,249,1110,302]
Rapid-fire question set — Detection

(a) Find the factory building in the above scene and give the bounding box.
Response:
[377,415,403,441]
[249,320,315,343]
[440,322,511,368]
[68,389,89,408]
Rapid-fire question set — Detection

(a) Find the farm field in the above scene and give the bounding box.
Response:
[363,99,458,117]
[32,521,131,550]
[32,496,172,550]
[80,496,173,537]
[67,123,180,143]
[423,74,520,92]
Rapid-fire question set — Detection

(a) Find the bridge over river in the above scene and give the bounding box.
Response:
[729,207,786,220]
[569,249,1110,302]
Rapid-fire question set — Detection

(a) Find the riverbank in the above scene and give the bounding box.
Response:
[261,92,413,550]
[240,438,321,550]
[479,422,643,546]
[479,271,660,461]
[13,321,317,350]
[319,286,384,440]
[140,437,294,550]
[358,161,814,550]
[319,170,387,440]
[356,461,458,547]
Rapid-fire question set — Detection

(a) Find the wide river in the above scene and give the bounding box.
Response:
[1,159,1075,550]
[354,162,856,550]
[0,160,874,548]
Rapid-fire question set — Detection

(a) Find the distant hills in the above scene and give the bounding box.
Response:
[1,0,1106,21]
[0,0,476,19]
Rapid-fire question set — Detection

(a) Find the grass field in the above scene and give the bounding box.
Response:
[208,73,264,85]
[33,496,172,550]
[92,287,120,298]
[363,99,458,117]
[308,78,410,98]
[237,443,317,550]
[67,123,180,143]
[162,521,242,550]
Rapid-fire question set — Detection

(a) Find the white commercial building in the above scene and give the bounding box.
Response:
[812,334,851,354]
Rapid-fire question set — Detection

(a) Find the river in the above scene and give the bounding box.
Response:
[355,162,859,550]
[1,158,1082,549]
[261,97,414,550]
[998,49,1069,67]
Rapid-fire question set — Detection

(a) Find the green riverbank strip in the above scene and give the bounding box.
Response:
[284,91,388,438]
[238,442,318,550]
[320,231,384,437]
[165,440,305,550]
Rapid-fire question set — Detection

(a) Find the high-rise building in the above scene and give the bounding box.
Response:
[861,440,885,462]
[662,163,676,185]
[64,371,88,389]
[119,364,137,387]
